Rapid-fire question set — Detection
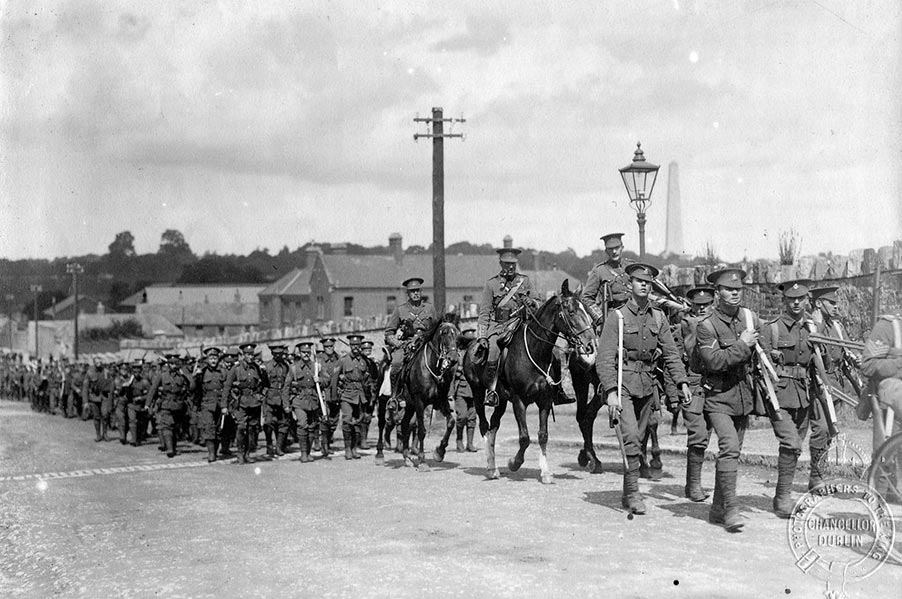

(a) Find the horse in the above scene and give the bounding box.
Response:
[390,319,460,470]
[463,279,596,483]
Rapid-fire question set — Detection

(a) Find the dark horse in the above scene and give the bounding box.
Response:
[463,280,596,483]
[387,319,460,470]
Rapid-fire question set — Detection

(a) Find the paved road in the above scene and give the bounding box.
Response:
[1,400,897,598]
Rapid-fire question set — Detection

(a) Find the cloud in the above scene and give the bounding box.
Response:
[431,14,510,56]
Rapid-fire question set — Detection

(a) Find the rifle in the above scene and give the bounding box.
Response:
[649,278,691,313]
[806,320,839,437]
[610,309,630,473]
[742,309,782,421]
[312,346,327,415]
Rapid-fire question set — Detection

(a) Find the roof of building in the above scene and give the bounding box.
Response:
[77,313,185,338]
[319,254,501,289]
[140,284,267,305]
[136,303,259,327]
[118,290,146,307]
[259,266,314,297]
[43,294,103,317]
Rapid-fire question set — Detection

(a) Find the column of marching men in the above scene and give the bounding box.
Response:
[2,231,898,536]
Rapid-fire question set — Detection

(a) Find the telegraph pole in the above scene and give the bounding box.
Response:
[29,284,42,358]
[4,294,13,350]
[67,263,84,359]
[414,107,465,314]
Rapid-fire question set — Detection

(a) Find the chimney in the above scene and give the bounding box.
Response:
[305,244,322,267]
[96,302,105,315]
[332,243,348,255]
[389,233,403,265]
[503,235,513,249]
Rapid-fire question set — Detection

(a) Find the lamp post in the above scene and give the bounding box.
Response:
[29,284,42,358]
[619,142,660,259]
[66,263,84,360]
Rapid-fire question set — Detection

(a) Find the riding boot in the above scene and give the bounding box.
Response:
[466,425,478,452]
[456,423,465,453]
[206,441,216,463]
[276,432,286,456]
[94,419,102,442]
[708,473,725,524]
[808,446,827,490]
[685,447,710,502]
[236,429,248,464]
[357,422,369,450]
[553,385,576,406]
[390,369,405,409]
[484,361,499,407]
[264,425,274,457]
[720,470,744,532]
[298,431,310,463]
[343,427,354,460]
[621,456,646,515]
[773,448,798,519]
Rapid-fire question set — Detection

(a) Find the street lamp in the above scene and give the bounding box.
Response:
[66,263,84,360]
[619,142,660,259]
[29,284,42,358]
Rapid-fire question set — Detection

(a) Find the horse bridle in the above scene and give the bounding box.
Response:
[422,323,458,381]
[521,296,594,385]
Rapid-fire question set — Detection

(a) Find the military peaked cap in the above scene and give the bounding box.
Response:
[810,286,839,303]
[347,334,364,345]
[601,233,624,249]
[778,279,811,298]
[625,262,659,282]
[402,277,424,290]
[686,287,716,305]
[239,343,257,354]
[496,248,522,263]
[707,268,747,289]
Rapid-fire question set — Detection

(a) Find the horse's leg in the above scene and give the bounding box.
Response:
[571,360,592,467]
[401,403,416,467]
[649,412,663,473]
[507,396,530,473]
[375,395,387,465]
[579,391,605,474]
[433,402,454,462]
[415,402,429,471]
[538,404,552,484]
[485,397,507,480]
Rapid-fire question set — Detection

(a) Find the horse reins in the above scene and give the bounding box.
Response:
[522,299,592,386]
[422,324,457,382]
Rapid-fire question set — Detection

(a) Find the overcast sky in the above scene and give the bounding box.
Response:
[2,1,900,263]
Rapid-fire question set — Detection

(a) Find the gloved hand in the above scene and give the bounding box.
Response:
[770,350,783,365]
[605,390,620,410]
[739,329,759,347]
[680,383,692,406]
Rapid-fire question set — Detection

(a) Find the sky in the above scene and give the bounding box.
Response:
[2,0,900,263]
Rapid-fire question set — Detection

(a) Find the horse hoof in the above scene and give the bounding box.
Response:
[540,473,553,484]
[507,458,522,473]
[487,469,500,480]
[577,449,588,467]
[417,462,431,472]
[432,449,445,463]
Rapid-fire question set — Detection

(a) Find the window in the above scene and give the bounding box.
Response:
[316,296,325,319]
[463,294,474,303]
[343,296,354,317]
[218,326,225,335]
[386,295,397,315]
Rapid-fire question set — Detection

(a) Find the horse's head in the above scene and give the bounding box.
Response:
[554,279,596,366]
[434,321,460,374]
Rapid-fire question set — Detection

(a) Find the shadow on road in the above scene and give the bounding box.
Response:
[581,490,625,514]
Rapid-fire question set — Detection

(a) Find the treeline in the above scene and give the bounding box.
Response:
[1,230,710,317]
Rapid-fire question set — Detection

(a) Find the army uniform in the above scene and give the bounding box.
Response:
[331,335,371,460]
[580,233,632,327]
[810,286,859,402]
[218,347,239,457]
[759,280,831,517]
[385,277,437,403]
[263,345,291,456]
[318,340,342,456]
[282,342,328,463]
[476,248,539,406]
[83,363,113,442]
[222,343,267,464]
[128,364,152,446]
[113,365,135,445]
[597,263,688,515]
[358,340,380,449]
[195,348,227,462]
[451,361,477,453]
[860,314,902,433]
[147,358,194,458]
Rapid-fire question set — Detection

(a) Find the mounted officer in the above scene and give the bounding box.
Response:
[581,232,632,331]
[385,277,437,408]
[476,247,539,407]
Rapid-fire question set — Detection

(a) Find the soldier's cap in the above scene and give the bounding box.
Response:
[601,233,624,249]
[625,262,659,282]
[402,277,424,290]
[321,338,336,347]
[268,344,288,352]
[164,353,182,362]
[347,334,364,345]
[225,346,240,357]
[706,268,747,289]
[361,340,374,348]
[778,279,811,298]
[131,359,145,368]
[296,341,314,351]
[810,286,839,303]
[496,248,522,263]
[239,342,257,354]
[686,287,716,305]
[203,346,221,356]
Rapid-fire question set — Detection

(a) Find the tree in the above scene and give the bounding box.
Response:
[158,229,193,258]
[778,229,800,266]
[108,231,136,258]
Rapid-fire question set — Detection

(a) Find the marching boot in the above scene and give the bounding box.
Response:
[264,425,274,457]
[101,421,111,442]
[720,470,744,532]
[164,431,176,458]
[94,419,103,442]
[276,432,286,457]
[343,427,354,460]
[157,428,166,452]
[484,362,499,407]
[311,429,322,453]
[773,448,799,519]
[685,447,710,502]
[621,456,647,515]
[466,425,478,452]
[808,446,828,490]
[350,427,361,459]
[456,423,465,453]
[298,431,311,463]
[213,440,220,458]
[236,430,248,464]
[321,428,331,458]
[357,422,370,450]
[708,473,725,524]
[206,441,216,463]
